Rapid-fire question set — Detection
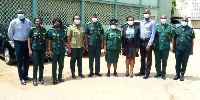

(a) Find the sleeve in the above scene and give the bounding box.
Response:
[136,26,140,48]
[169,25,173,37]
[100,24,104,34]
[47,29,52,40]
[45,28,48,38]
[104,31,108,40]
[67,26,72,37]
[172,28,176,38]
[28,28,33,38]
[191,28,195,40]
[121,28,125,48]
[84,24,89,34]
[7,21,14,41]
[147,21,156,46]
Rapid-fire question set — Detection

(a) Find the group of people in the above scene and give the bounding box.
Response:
[7,8,195,86]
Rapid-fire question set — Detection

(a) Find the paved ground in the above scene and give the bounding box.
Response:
[0,30,200,100]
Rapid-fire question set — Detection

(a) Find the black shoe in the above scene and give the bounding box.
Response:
[95,73,102,77]
[24,77,33,81]
[106,73,110,77]
[162,75,166,80]
[78,73,85,78]
[53,80,57,85]
[39,79,44,84]
[58,78,64,82]
[20,79,26,85]
[33,81,38,86]
[130,74,134,78]
[154,74,161,78]
[113,72,118,77]
[143,74,149,79]
[135,72,145,76]
[72,74,76,79]
[173,75,180,80]
[88,73,94,77]
[125,73,129,77]
[180,75,184,81]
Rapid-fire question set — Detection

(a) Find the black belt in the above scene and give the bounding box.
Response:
[141,38,150,41]
[14,40,28,42]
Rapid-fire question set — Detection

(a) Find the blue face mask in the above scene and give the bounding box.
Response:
[144,14,150,19]
[17,14,25,19]
[181,21,188,26]
[160,19,167,24]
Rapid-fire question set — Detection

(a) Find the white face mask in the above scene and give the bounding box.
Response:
[127,21,134,25]
[144,14,150,18]
[110,25,117,29]
[92,18,98,22]
[181,21,188,26]
[74,20,81,24]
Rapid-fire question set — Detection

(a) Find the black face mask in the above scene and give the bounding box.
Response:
[54,24,61,28]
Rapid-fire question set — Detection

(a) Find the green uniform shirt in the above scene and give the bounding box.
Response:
[67,24,84,48]
[85,22,104,47]
[28,27,47,51]
[48,26,67,54]
[155,24,172,50]
[172,26,195,50]
[104,29,121,50]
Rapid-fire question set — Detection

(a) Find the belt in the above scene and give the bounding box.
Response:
[141,38,150,41]
[14,40,28,42]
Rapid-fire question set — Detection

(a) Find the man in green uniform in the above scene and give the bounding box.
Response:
[28,17,47,86]
[154,14,172,80]
[48,18,67,85]
[172,17,195,81]
[85,12,104,77]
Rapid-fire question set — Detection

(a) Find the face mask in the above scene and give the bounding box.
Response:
[127,21,134,25]
[144,14,150,19]
[160,19,167,24]
[35,23,41,27]
[17,14,25,19]
[110,25,117,29]
[181,21,188,26]
[54,24,61,28]
[74,20,81,24]
[92,18,98,22]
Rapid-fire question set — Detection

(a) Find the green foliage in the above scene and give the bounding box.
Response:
[171,0,176,15]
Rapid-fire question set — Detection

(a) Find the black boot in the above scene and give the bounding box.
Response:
[173,75,180,80]
[106,70,110,77]
[180,75,184,81]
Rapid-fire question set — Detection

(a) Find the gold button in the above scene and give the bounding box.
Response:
[58,41,59,42]
[39,33,40,34]
[181,40,182,41]
[58,45,60,46]
[39,43,41,44]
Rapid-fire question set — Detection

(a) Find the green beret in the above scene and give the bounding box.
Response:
[109,19,118,24]
[91,12,97,16]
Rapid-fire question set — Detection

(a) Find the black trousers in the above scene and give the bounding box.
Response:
[14,40,30,80]
[139,39,153,75]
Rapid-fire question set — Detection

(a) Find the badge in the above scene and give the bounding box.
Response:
[34,37,36,39]
[90,31,92,33]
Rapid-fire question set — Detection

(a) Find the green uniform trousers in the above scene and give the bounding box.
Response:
[154,49,169,76]
[52,53,65,80]
[88,47,101,74]
[33,50,45,81]
[175,49,190,75]
[70,48,84,74]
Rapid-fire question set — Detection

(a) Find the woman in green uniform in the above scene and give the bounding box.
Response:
[48,18,67,85]
[104,19,121,77]
[28,17,47,86]
[67,15,85,79]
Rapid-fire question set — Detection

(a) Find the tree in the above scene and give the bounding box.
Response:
[171,0,176,15]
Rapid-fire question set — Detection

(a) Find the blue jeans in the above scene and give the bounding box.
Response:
[14,40,30,80]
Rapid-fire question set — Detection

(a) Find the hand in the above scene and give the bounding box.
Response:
[146,45,150,51]
[101,44,104,49]
[136,48,139,52]
[48,50,53,58]
[122,48,124,53]
[29,50,32,57]
[68,48,71,54]
[104,49,107,55]
[190,50,193,55]
[85,44,89,51]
